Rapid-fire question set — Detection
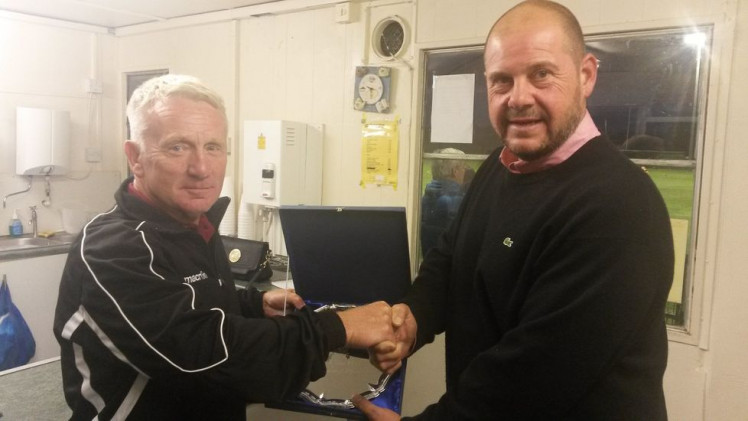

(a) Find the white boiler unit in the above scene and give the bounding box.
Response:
[242,120,322,208]
[16,107,70,176]
[241,120,322,254]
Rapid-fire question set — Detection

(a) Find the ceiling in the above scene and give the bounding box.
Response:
[0,0,285,29]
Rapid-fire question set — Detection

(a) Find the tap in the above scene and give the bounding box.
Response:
[2,176,33,209]
[29,206,38,238]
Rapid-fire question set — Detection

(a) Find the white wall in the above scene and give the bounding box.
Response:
[238,3,414,208]
[0,13,121,234]
[2,0,747,419]
[116,20,239,174]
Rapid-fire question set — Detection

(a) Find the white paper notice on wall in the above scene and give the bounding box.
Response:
[431,74,475,144]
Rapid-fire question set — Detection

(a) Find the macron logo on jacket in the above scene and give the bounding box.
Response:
[183,271,209,284]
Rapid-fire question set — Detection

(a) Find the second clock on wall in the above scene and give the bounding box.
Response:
[354,66,392,113]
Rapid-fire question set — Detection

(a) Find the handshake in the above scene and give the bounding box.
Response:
[263,292,413,419]
[262,290,415,373]
[336,301,417,374]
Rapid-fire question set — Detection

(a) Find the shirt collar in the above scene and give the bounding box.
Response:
[499,110,600,174]
[127,182,215,242]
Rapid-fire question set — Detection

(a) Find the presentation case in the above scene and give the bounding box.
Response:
[266,206,412,419]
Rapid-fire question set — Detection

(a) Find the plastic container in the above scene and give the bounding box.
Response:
[9,209,23,237]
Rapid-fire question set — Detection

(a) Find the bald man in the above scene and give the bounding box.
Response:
[358,1,674,419]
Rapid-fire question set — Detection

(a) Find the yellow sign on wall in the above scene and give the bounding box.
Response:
[360,115,399,189]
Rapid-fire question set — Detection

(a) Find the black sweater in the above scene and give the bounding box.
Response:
[406,136,674,420]
[53,178,345,420]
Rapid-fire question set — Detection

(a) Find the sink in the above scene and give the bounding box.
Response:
[0,235,72,252]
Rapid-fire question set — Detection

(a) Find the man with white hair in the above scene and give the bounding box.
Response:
[54,74,395,420]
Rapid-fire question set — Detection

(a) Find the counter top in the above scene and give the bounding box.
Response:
[0,357,71,419]
[0,233,77,262]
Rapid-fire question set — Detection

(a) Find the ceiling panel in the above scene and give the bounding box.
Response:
[138,0,282,19]
[0,0,283,28]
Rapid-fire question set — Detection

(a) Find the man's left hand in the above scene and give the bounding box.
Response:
[262,289,305,317]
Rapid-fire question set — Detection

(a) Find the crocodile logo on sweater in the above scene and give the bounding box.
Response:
[184,271,209,283]
[502,237,513,248]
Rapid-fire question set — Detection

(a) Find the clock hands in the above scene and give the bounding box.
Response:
[359,85,377,100]
[355,67,388,109]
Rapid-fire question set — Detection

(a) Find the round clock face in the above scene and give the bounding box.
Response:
[358,73,384,105]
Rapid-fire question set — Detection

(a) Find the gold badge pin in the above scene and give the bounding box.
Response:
[229,248,242,263]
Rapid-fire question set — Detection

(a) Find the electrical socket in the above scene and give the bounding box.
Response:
[334,2,352,23]
[84,78,103,94]
[85,147,102,163]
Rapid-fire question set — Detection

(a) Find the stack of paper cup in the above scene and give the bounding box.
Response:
[237,197,257,240]
[218,176,236,236]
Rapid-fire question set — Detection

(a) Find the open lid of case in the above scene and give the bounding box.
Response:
[276,205,411,419]
[279,205,412,305]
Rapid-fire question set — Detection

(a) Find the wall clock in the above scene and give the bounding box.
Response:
[354,66,392,113]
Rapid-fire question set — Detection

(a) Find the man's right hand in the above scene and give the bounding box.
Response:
[369,303,417,374]
[336,301,395,349]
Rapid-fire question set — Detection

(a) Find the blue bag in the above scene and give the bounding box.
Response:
[0,275,36,371]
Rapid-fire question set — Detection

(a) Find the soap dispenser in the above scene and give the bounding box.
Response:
[9,209,23,237]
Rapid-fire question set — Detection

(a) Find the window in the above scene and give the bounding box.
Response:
[417,26,712,331]
[418,46,491,260]
[125,70,169,138]
[586,27,712,330]
[124,69,168,177]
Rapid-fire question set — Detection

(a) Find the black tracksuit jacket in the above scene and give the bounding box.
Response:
[54,177,345,420]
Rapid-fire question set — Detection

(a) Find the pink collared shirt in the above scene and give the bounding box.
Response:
[499,110,601,174]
